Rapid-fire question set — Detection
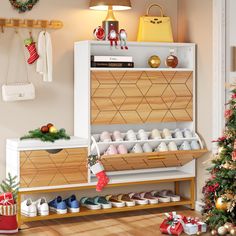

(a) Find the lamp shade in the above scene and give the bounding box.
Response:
[89,0,132,10]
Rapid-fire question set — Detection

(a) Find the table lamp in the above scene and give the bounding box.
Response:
[89,0,131,38]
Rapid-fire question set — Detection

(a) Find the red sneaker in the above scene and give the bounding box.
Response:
[0,215,18,234]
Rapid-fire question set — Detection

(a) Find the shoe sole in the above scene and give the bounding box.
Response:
[125,201,135,207]
[21,210,37,217]
[111,202,125,208]
[49,207,67,214]
[101,203,112,209]
[0,229,18,234]
[68,207,80,213]
[81,204,101,210]
[38,210,49,216]
[133,200,148,205]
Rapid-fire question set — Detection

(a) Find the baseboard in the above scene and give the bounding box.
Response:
[195,201,204,212]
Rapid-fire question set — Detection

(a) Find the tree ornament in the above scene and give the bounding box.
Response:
[218,226,228,235]
[40,126,49,134]
[148,55,161,68]
[9,0,39,13]
[49,126,57,134]
[215,195,231,211]
[196,231,201,235]
[165,49,178,68]
[47,123,54,129]
[230,228,236,236]
[224,222,234,231]
[211,229,217,235]
[93,26,105,41]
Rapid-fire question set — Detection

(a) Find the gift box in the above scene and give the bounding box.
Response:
[0,193,16,216]
[160,212,185,236]
[0,192,14,206]
[184,217,207,235]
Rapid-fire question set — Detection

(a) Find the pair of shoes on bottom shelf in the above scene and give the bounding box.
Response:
[151,190,181,202]
[49,195,80,214]
[80,196,112,210]
[21,197,49,217]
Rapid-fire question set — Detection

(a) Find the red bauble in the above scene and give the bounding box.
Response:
[41,126,49,133]
[166,55,178,68]
[47,123,54,129]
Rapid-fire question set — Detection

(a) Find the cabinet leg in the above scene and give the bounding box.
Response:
[190,178,195,210]
[174,181,180,195]
[17,192,22,229]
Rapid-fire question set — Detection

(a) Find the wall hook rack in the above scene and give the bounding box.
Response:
[0,18,63,32]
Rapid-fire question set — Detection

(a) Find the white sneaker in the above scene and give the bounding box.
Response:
[34,198,49,216]
[21,199,37,217]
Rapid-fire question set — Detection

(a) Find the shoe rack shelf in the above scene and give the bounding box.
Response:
[18,177,195,226]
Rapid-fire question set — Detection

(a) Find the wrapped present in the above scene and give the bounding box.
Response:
[0,192,14,206]
[184,217,207,235]
[0,192,17,216]
[160,212,185,236]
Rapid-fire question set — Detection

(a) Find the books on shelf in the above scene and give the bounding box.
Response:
[91,55,133,62]
[91,55,134,68]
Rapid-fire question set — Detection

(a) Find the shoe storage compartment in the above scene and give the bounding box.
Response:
[100,149,207,171]
[20,148,88,188]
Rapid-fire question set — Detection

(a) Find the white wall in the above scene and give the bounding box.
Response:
[0,0,178,181]
[178,0,213,202]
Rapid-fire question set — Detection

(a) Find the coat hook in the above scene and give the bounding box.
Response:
[0,18,5,33]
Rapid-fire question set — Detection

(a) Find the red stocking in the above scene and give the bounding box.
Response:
[25,42,39,64]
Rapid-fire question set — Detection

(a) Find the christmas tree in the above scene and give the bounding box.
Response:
[202,89,236,233]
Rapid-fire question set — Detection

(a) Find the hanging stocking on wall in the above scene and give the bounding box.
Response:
[24,34,39,64]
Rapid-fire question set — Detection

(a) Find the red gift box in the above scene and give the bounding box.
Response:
[0,193,14,206]
[160,212,185,236]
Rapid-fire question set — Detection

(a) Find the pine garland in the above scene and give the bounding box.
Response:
[0,173,19,202]
[9,0,39,13]
[88,155,99,167]
[20,128,70,142]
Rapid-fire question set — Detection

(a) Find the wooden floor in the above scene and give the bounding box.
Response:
[14,207,208,236]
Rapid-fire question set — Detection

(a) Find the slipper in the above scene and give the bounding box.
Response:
[158,190,180,202]
[93,196,112,209]
[150,191,171,203]
[105,195,125,208]
[140,192,159,204]
[129,193,148,205]
[80,197,101,210]
[117,194,135,207]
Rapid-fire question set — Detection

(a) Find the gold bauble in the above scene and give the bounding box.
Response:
[148,55,161,68]
[215,197,228,211]
[230,228,236,236]
[218,226,228,235]
[211,229,217,235]
[224,222,234,231]
[49,126,58,134]
[196,231,201,235]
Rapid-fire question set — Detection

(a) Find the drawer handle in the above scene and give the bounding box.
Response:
[46,149,63,154]
[147,156,166,160]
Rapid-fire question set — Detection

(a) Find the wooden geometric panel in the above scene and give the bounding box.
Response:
[20,148,88,188]
[91,70,193,125]
[101,149,207,172]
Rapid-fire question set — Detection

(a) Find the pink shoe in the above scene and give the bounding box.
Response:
[104,145,118,155]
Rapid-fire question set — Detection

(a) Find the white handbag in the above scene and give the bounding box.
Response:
[2,31,36,102]
[2,83,35,101]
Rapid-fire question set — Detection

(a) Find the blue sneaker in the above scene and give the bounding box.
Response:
[48,196,67,214]
[64,195,80,213]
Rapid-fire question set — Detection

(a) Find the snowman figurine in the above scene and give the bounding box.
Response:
[108,25,119,48]
[119,29,128,50]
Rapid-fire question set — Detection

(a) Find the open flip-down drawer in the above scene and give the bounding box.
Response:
[100,149,208,171]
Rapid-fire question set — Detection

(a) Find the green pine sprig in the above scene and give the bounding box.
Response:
[20,128,70,142]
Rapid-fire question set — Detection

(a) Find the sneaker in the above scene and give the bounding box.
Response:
[64,195,80,213]
[21,199,37,217]
[0,215,18,234]
[48,196,67,214]
[34,197,49,216]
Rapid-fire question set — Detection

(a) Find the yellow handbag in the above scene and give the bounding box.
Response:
[137,4,174,42]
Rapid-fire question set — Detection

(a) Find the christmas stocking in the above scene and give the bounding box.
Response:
[90,162,109,192]
[24,38,39,64]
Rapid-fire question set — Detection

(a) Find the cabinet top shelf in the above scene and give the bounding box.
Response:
[90,68,194,71]
[75,40,196,48]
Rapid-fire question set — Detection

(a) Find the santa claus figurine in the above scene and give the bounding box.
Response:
[119,29,128,50]
[108,25,119,48]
